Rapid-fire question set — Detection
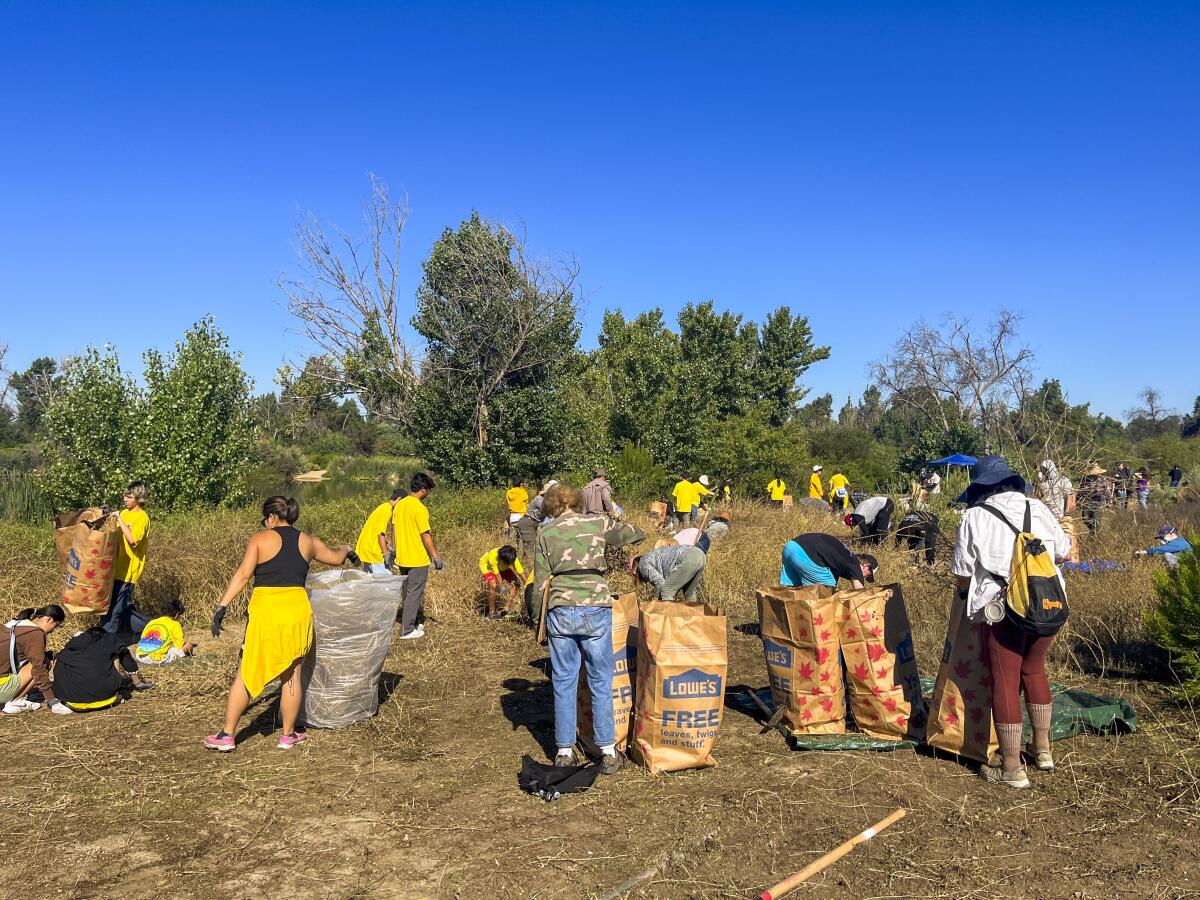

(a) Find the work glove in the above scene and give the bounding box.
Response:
[1133,550,1147,558]
[211,605,228,638]
[431,556,445,572]
[384,551,395,570]
[346,549,361,567]
[131,680,154,692]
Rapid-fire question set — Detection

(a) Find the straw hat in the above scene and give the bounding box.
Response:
[1086,464,1106,476]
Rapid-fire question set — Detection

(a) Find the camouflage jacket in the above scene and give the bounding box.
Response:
[534,512,645,611]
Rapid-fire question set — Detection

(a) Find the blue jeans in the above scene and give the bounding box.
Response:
[1137,490,1149,510]
[99,580,150,636]
[780,540,837,587]
[547,605,614,751]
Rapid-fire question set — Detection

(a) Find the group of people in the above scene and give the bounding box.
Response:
[4,453,1191,792]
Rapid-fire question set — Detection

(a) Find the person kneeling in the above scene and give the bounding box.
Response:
[136,614,196,665]
[53,626,152,713]
[479,544,526,618]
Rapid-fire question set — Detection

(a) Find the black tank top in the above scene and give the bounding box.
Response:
[253,526,310,588]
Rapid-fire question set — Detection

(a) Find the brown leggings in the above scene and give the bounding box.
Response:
[987,618,1054,725]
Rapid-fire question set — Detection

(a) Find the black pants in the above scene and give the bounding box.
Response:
[1082,506,1102,535]
[896,517,938,564]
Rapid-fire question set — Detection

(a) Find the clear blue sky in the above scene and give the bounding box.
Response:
[2,2,1197,420]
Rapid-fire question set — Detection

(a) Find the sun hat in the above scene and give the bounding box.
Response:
[812,464,822,472]
[1087,464,1106,476]
[1158,524,1178,540]
[594,468,606,478]
[698,474,711,487]
[957,455,1026,505]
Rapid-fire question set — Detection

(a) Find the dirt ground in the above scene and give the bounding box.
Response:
[4,608,1199,898]
[4,502,1200,899]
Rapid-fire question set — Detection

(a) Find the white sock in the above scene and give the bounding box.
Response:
[599,743,616,756]
[556,748,574,758]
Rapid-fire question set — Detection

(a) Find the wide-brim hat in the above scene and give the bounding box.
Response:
[1087,464,1106,476]
[957,455,1026,504]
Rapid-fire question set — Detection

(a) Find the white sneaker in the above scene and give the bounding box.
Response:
[50,701,75,715]
[3,698,43,715]
[399,625,425,640]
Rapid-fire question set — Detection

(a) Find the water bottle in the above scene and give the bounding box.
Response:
[983,597,1006,624]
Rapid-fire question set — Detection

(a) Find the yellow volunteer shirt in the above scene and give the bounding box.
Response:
[355,501,394,565]
[506,487,529,516]
[478,548,526,577]
[809,473,823,498]
[768,479,787,501]
[113,506,150,583]
[138,616,185,662]
[672,480,696,511]
[692,481,711,500]
[392,495,432,568]
[828,473,849,498]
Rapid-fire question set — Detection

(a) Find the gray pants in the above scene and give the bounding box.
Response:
[399,565,428,635]
[657,546,707,601]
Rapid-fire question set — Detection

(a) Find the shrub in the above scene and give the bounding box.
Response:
[1144,544,1200,698]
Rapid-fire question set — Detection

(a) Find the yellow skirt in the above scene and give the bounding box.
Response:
[241,586,314,699]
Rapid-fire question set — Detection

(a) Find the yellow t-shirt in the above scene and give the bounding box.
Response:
[137,616,185,662]
[506,487,529,516]
[355,501,394,565]
[113,506,150,584]
[768,479,787,501]
[392,495,432,568]
[692,482,712,500]
[828,473,849,498]
[478,548,526,577]
[672,480,697,511]
[809,473,823,498]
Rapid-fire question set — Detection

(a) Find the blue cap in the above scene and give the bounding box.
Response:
[1159,524,1177,539]
[957,455,1026,504]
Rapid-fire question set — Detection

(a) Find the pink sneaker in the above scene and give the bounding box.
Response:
[278,731,308,750]
[204,732,235,752]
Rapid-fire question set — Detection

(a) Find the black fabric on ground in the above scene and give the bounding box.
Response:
[518,754,601,800]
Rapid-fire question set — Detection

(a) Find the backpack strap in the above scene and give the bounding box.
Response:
[1023,500,1033,533]
[978,503,1020,536]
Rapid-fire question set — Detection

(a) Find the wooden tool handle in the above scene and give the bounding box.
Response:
[761,808,906,900]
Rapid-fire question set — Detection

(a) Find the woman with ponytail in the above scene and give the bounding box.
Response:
[1,604,66,715]
[204,497,358,752]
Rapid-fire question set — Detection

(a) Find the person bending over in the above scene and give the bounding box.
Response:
[355,488,406,574]
[1135,525,1193,568]
[52,626,152,712]
[846,495,894,545]
[479,544,527,617]
[0,604,65,715]
[204,496,356,752]
[637,543,708,602]
[534,483,645,774]
[780,533,876,589]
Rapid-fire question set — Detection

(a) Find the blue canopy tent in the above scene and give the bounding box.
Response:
[928,454,978,467]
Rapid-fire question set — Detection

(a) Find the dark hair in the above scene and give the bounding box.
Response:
[410,472,436,493]
[16,604,66,624]
[391,488,408,501]
[498,545,518,565]
[858,554,878,574]
[262,496,300,524]
[512,476,525,487]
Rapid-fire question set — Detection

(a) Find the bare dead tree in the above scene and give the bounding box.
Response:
[871,310,1035,451]
[277,175,417,426]
[413,214,580,449]
[1127,386,1172,424]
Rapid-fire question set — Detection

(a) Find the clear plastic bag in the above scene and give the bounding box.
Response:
[301,569,404,729]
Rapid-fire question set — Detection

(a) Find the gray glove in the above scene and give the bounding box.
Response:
[431,556,444,572]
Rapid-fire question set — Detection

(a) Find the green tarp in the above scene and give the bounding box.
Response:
[729,676,1136,752]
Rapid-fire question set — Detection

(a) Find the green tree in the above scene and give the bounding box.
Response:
[39,347,140,508]
[411,213,581,483]
[595,308,678,455]
[750,307,831,426]
[9,357,61,437]
[1144,548,1200,699]
[137,318,254,508]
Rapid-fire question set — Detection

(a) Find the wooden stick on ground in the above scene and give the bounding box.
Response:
[761,808,906,900]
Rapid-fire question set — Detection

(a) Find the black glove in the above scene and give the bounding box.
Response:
[346,549,361,567]
[211,605,227,637]
[431,556,444,572]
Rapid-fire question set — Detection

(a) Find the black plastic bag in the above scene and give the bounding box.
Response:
[518,754,601,801]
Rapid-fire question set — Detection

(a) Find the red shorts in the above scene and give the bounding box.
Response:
[483,570,517,584]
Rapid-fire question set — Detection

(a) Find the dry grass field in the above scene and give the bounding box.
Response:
[2,497,1199,899]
